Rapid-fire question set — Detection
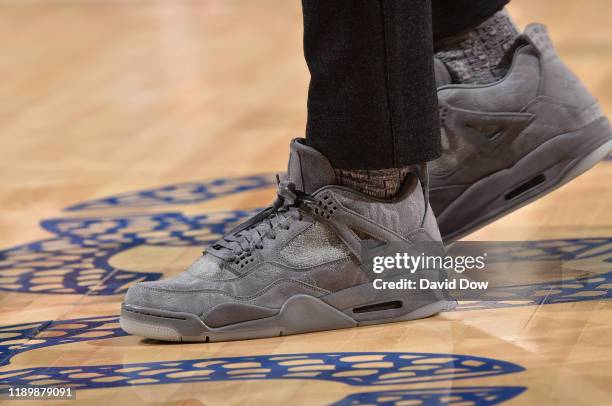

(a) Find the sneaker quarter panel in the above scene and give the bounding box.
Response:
[120,139,453,342]
[432,24,612,243]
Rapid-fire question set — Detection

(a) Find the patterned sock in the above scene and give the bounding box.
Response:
[334,168,411,199]
[435,9,519,84]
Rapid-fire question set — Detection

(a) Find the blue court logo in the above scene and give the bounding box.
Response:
[1,174,610,405]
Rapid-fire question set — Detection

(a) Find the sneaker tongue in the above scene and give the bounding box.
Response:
[286,138,336,194]
[434,57,452,87]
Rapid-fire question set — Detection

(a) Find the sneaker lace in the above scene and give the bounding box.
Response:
[207,177,319,262]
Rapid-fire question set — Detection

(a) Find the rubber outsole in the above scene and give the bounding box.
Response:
[120,295,456,342]
[438,117,612,243]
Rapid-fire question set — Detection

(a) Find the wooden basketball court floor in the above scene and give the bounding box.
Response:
[0,0,611,404]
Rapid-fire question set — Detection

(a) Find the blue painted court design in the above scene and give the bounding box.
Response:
[0,315,526,405]
[333,387,526,406]
[0,319,526,405]
[1,175,610,405]
[0,316,524,405]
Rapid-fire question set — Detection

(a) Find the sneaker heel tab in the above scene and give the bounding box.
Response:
[521,24,557,60]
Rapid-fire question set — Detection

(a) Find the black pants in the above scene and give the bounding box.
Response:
[303,0,509,169]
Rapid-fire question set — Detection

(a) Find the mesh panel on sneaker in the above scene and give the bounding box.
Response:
[279,222,351,268]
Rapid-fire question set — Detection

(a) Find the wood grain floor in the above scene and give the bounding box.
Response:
[0,1,611,405]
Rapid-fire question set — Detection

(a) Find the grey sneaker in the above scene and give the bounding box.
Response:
[120,139,452,342]
[432,24,612,243]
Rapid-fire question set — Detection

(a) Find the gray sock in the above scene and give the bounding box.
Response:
[435,9,519,84]
[334,168,411,199]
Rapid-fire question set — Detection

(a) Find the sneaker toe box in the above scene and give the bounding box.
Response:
[124,277,229,316]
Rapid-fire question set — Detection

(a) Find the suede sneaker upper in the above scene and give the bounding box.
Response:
[124,138,442,332]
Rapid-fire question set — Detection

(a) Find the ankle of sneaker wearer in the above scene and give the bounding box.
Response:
[334,167,411,199]
[435,8,519,84]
